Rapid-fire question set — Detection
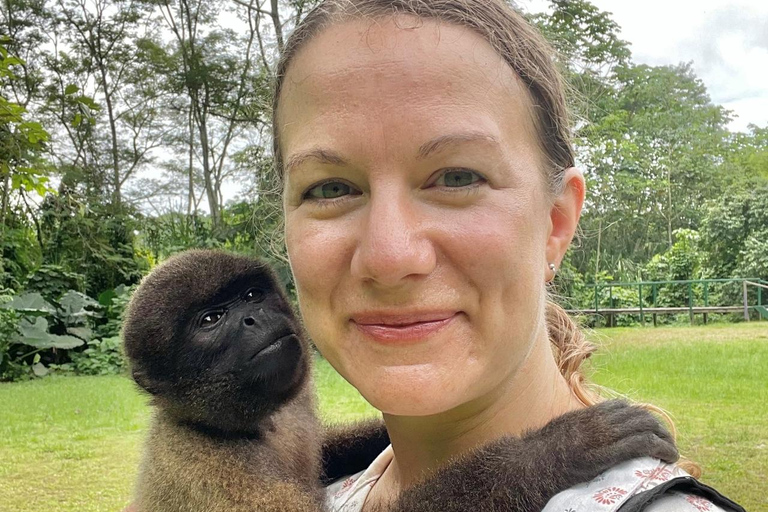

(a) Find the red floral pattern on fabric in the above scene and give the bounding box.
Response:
[685,495,714,511]
[333,477,357,498]
[634,467,673,482]
[592,486,628,505]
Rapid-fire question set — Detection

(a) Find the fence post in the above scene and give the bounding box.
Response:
[594,284,599,314]
[652,284,657,327]
[639,283,644,325]
[609,286,614,327]
[703,281,709,325]
[743,280,750,321]
[688,282,694,325]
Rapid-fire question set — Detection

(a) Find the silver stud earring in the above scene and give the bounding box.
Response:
[548,263,556,273]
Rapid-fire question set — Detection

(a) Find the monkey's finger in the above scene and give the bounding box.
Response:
[594,432,680,466]
[605,405,675,446]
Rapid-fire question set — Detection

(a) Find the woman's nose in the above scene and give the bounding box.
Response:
[350,190,436,287]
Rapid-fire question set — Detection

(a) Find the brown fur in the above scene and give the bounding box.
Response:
[135,387,322,512]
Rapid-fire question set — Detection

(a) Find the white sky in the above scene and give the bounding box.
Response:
[519,0,768,132]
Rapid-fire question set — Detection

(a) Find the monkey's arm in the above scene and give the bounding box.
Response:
[389,400,679,512]
[320,418,390,484]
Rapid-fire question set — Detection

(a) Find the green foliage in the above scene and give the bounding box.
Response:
[24,264,85,301]
[575,62,731,278]
[70,336,124,375]
[0,287,24,379]
[700,185,768,280]
[138,212,217,260]
[530,0,631,73]
[39,190,146,296]
[95,284,134,339]
[0,287,109,380]
[0,39,52,193]
[737,235,768,281]
[643,229,703,282]
[0,219,40,289]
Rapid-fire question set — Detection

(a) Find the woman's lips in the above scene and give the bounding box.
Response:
[351,312,459,343]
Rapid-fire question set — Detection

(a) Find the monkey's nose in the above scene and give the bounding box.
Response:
[243,317,256,326]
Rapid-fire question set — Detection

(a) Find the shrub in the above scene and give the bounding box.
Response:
[70,336,124,375]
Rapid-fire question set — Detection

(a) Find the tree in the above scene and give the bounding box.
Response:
[138,0,272,234]
[573,63,731,280]
[0,38,51,283]
[52,0,163,209]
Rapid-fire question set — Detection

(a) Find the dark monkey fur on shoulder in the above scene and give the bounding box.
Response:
[123,250,678,512]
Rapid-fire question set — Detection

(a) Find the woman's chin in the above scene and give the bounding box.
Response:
[354,367,472,417]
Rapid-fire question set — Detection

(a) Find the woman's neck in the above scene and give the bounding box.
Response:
[373,328,585,499]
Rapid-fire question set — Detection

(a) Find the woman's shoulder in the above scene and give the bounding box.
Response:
[542,457,744,512]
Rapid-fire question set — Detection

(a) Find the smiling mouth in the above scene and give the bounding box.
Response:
[352,313,458,343]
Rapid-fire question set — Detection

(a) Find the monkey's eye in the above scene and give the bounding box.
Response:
[200,312,224,327]
[244,289,265,303]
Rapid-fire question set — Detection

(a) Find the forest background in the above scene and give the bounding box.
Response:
[1,0,767,381]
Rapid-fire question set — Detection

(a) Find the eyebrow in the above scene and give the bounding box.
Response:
[417,132,501,159]
[284,148,348,176]
[283,131,500,176]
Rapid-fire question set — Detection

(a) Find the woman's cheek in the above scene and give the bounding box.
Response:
[286,215,353,340]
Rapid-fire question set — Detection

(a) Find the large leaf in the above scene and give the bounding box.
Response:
[0,293,56,316]
[98,289,116,306]
[59,290,99,318]
[32,362,49,377]
[14,317,51,347]
[47,334,85,349]
[14,317,84,349]
[67,326,93,342]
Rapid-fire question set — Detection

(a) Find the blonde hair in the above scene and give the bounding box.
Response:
[272,0,699,477]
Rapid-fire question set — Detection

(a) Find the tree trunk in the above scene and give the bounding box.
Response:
[270,0,284,53]
[595,217,602,282]
[100,65,121,208]
[666,166,673,248]
[0,171,10,245]
[187,104,195,217]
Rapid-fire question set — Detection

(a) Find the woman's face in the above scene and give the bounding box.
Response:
[280,18,568,416]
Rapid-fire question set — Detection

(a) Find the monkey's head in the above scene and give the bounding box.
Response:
[123,250,309,434]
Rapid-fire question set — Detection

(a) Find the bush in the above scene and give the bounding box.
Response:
[0,291,25,380]
[24,265,86,302]
[70,336,124,375]
[95,284,135,339]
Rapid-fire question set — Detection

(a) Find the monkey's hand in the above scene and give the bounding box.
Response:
[389,400,678,512]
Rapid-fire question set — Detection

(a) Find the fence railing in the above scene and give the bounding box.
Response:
[566,278,768,326]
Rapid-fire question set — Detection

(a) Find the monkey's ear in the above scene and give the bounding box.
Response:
[132,368,164,395]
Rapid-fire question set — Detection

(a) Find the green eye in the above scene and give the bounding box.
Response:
[201,312,223,327]
[437,169,482,188]
[306,181,353,199]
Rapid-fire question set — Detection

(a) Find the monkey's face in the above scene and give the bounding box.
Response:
[124,251,310,432]
[179,283,305,393]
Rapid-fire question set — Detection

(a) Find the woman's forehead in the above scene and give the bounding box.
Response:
[277,17,540,165]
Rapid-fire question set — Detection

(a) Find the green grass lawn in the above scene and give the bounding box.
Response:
[1,323,766,512]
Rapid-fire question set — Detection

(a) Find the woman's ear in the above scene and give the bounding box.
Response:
[545,167,585,271]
